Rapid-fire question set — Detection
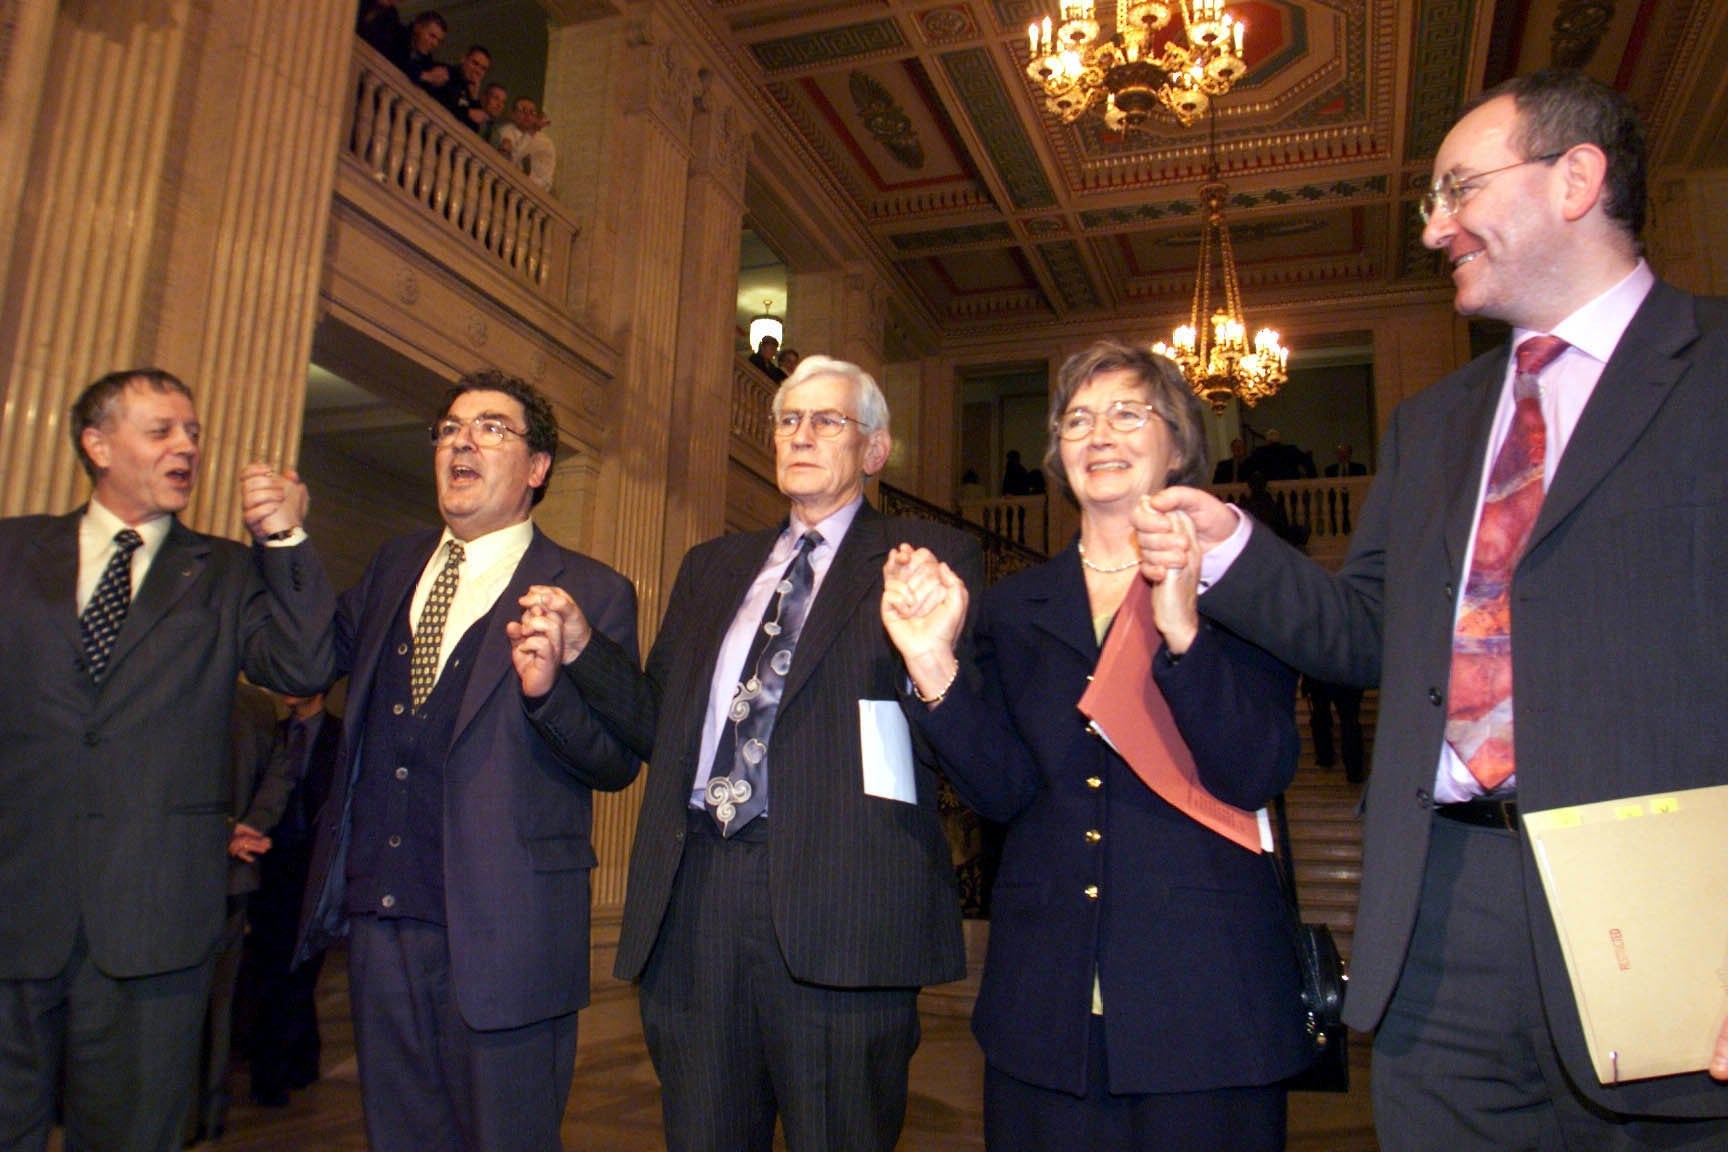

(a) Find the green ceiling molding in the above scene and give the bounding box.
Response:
[750,20,907,73]
[1079,174,1388,229]
[890,222,1017,252]
[1404,0,1476,163]
[1038,240,1103,310]
[940,48,1057,210]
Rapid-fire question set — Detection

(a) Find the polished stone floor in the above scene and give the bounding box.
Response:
[183,953,1379,1151]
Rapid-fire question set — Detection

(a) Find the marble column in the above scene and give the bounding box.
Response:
[0,0,354,533]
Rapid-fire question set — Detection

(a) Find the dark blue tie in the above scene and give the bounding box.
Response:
[81,528,143,684]
[706,530,822,837]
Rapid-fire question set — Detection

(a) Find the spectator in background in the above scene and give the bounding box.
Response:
[1000,448,1031,495]
[479,83,510,147]
[1324,443,1368,477]
[748,334,785,382]
[776,347,802,377]
[497,97,556,191]
[357,0,407,61]
[440,45,492,133]
[1305,676,1366,783]
[1211,436,1248,483]
[401,11,450,95]
[1244,428,1316,481]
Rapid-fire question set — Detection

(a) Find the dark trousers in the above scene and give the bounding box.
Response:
[349,916,579,1152]
[1372,817,1728,1151]
[1305,678,1365,780]
[187,897,248,1139]
[639,815,922,1152]
[245,849,324,1099]
[0,930,212,1152]
[982,1015,1285,1152]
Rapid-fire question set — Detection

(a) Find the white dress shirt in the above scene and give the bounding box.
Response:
[409,519,535,687]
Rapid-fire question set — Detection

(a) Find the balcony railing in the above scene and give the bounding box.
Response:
[344,42,579,298]
[1209,476,1372,567]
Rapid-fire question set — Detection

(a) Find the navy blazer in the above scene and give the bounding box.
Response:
[576,504,983,990]
[916,542,1312,1096]
[0,512,334,980]
[299,526,640,1030]
[1201,281,1728,1118]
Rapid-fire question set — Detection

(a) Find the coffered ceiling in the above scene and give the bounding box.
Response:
[711,0,1728,343]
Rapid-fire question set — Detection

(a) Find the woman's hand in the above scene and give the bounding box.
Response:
[1148,503,1200,656]
[881,544,967,701]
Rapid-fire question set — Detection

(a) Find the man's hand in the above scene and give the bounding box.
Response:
[507,585,590,697]
[881,544,967,705]
[228,822,272,862]
[240,463,309,542]
[1132,486,1237,582]
[1149,509,1200,655]
[1711,1014,1728,1081]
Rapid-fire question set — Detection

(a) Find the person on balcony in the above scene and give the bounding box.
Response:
[497,97,555,192]
[478,84,509,148]
[1210,436,1249,484]
[439,45,493,134]
[748,334,786,382]
[399,11,451,95]
[1243,428,1315,481]
[357,0,407,62]
[880,339,1310,1151]
[1323,443,1368,477]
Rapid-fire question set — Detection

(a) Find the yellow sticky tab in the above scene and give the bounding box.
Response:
[1613,804,1645,820]
[1649,795,1682,815]
[1548,809,1583,828]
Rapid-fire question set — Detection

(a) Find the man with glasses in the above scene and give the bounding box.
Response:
[298,370,642,1152]
[532,355,981,1150]
[1137,70,1728,1148]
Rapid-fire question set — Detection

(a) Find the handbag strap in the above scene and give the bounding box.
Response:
[1269,792,1303,924]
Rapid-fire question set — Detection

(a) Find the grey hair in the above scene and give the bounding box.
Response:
[773,355,891,435]
[1042,340,1208,504]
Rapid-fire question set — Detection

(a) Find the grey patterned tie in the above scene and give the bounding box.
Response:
[410,541,464,712]
[80,528,143,684]
[706,530,822,837]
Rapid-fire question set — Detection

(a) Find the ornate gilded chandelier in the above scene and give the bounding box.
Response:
[1026,0,1248,131]
[1153,115,1289,414]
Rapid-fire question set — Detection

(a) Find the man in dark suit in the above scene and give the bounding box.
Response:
[0,368,334,1152]
[536,355,982,1150]
[1210,436,1248,483]
[298,370,642,1152]
[1322,442,1368,477]
[1137,70,1728,1147]
[238,690,343,1107]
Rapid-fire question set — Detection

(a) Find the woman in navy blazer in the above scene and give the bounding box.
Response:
[883,341,1312,1150]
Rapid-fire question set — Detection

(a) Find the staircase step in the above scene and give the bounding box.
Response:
[1296,861,1362,886]
[1290,839,1363,863]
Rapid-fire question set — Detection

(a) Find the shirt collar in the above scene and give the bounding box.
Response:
[83,496,172,552]
[439,517,534,570]
[1520,259,1655,366]
[788,495,865,552]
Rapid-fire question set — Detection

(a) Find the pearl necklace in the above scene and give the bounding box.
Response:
[1077,541,1138,574]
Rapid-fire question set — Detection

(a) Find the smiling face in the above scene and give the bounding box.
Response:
[434,389,550,541]
[512,98,539,132]
[483,84,507,118]
[460,48,490,88]
[773,372,890,523]
[1057,368,1178,517]
[1421,95,1569,329]
[83,380,201,525]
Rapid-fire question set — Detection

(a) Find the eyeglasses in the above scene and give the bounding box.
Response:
[1418,151,1566,224]
[429,416,529,448]
[772,409,871,439]
[1054,399,1156,441]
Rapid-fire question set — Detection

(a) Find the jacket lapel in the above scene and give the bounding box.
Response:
[103,518,207,679]
[1029,540,1103,665]
[1527,282,1695,555]
[780,506,886,706]
[450,528,559,748]
[31,512,84,657]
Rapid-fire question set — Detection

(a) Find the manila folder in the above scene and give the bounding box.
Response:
[1521,784,1728,1085]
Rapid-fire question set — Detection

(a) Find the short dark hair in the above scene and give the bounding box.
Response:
[438,369,559,505]
[484,82,507,97]
[1471,68,1646,239]
[70,369,193,479]
[465,44,491,61]
[1042,340,1208,504]
[411,11,447,33]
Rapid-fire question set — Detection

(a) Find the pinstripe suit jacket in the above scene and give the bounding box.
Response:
[576,503,982,988]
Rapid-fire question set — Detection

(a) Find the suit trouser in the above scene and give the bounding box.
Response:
[639,813,922,1152]
[348,915,578,1152]
[1372,816,1728,1151]
[0,929,212,1152]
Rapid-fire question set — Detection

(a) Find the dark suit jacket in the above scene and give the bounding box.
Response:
[914,544,1310,1095]
[1322,462,1368,477]
[0,512,334,980]
[1201,280,1728,1117]
[576,504,982,989]
[299,526,641,1030]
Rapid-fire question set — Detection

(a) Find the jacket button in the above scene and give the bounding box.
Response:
[397,643,409,655]
[387,835,402,848]
[1084,829,1102,843]
[1444,582,1454,599]
[1427,688,1442,706]
[394,766,409,781]
[381,894,396,909]
[1416,788,1432,808]
[1085,776,1102,790]
[1083,884,1099,900]
[392,703,405,716]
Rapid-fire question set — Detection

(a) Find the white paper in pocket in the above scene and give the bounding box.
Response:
[858,699,916,804]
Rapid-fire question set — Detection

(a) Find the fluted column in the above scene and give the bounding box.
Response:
[0,0,353,533]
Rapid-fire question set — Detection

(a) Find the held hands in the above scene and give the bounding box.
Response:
[1131,485,1237,582]
[239,463,309,542]
[1148,504,1200,656]
[228,822,272,862]
[881,544,966,704]
[507,585,592,697]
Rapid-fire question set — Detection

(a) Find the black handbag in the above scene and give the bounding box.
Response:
[1271,794,1350,1092]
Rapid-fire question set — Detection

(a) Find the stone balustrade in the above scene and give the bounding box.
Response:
[1211,475,1373,567]
[958,494,1051,556]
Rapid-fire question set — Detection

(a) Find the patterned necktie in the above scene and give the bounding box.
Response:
[410,541,464,712]
[1445,335,1569,791]
[80,528,143,684]
[706,530,822,837]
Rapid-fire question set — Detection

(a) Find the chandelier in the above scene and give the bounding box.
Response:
[1026,0,1248,131]
[1153,115,1289,414]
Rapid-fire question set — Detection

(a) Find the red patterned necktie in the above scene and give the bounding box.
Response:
[1445,335,1569,791]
